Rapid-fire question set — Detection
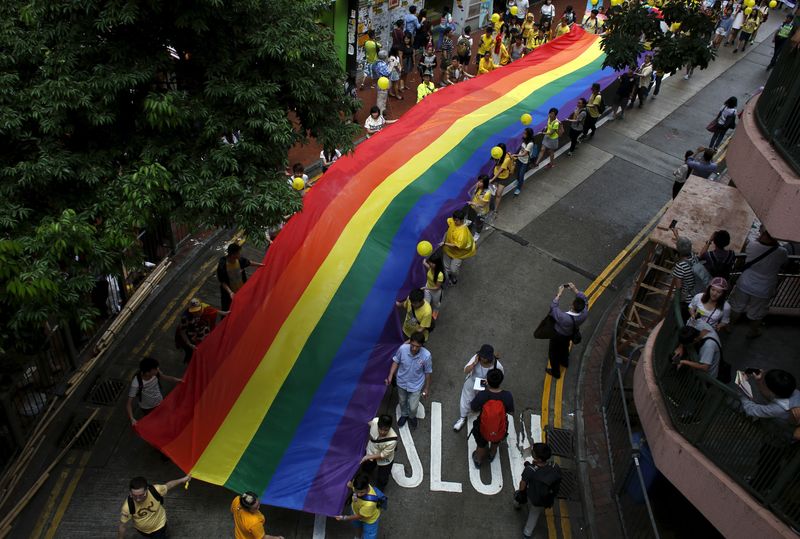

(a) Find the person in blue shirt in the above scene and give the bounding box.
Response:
[404,6,423,37]
[687,147,718,179]
[385,332,432,429]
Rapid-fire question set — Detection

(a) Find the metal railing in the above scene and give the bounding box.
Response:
[653,300,800,531]
[602,306,662,539]
[755,45,800,175]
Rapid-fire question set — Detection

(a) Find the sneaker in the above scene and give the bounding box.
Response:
[409,417,418,429]
[732,48,738,53]
[473,233,480,241]
[471,450,481,469]
[513,188,520,196]
[453,417,466,431]
[398,416,408,427]
[567,151,573,157]
[683,74,690,80]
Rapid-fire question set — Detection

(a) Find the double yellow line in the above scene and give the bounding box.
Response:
[540,200,670,537]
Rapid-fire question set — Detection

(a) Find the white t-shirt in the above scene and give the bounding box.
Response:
[517,141,534,164]
[128,375,163,410]
[541,3,555,18]
[732,11,744,29]
[365,418,398,466]
[320,149,342,164]
[688,293,731,327]
[737,242,789,298]
[364,115,386,134]
[516,0,529,18]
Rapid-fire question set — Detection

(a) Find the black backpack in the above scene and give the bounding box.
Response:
[706,250,735,279]
[528,464,562,508]
[127,484,163,516]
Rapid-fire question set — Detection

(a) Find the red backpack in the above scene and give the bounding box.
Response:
[479,397,508,443]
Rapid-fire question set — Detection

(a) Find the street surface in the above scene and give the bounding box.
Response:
[15,21,780,539]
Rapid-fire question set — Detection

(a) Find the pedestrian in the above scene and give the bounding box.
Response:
[708,96,737,149]
[387,47,403,99]
[612,68,636,119]
[466,175,492,241]
[564,98,587,156]
[231,492,284,539]
[582,9,602,33]
[581,83,603,139]
[563,5,576,25]
[395,289,433,340]
[400,32,415,92]
[546,283,588,379]
[442,57,474,85]
[175,298,227,363]
[686,147,718,178]
[651,67,665,99]
[437,6,456,49]
[360,30,380,91]
[453,344,504,431]
[422,255,445,318]
[699,230,736,280]
[413,10,432,66]
[511,128,535,194]
[522,14,536,47]
[404,5,422,38]
[118,474,190,539]
[488,142,515,213]
[470,368,514,467]
[441,209,477,285]
[727,5,744,46]
[713,7,735,48]
[364,106,397,137]
[633,55,653,108]
[126,357,182,427]
[440,28,455,72]
[516,0,530,25]
[455,26,474,71]
[335,474,384,539]
[477,26,495,66]
[768,15,795,69]
[728,226,788,338]
[733,9,760,53]
[417,69,436,103]
[217,243,263,312]
[673,322,724,380]
[391,19,405,50]
[478,50,498,74]
[553,15,571,39]
[373,50,391,113]
[671,234,699,322]
[385,331,432,428]
[510,34,526,60]
[515,443,562,539]
[418,42,437,80]
[320,147,342,173]
[535,107,561,169]
[740,369,800,423]
[671,150,695,199]
[540,0,556,25]
[689,277,731,333]
[360,415,398,490]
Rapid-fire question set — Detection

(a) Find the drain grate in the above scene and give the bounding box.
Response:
[59,418,104,449]
[546,426,575,458]
[557,467,579,500]
[85,378,126,406]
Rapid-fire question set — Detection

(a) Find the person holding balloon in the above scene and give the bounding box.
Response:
[422,255,446,318]
[733,8,760,53]
[466,175,492,241]
[488,143,515,213]
[511,127,535,195]
[373,51,391,115]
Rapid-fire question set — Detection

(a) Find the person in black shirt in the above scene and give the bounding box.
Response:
[216,243,263,311]
[470,368,514,467]
[612,68,636,120]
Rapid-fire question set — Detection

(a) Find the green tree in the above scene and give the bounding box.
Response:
[600,1,717,73]
[0,0,360,354]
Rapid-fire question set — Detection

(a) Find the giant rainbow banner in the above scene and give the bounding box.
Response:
[137,28,616,516]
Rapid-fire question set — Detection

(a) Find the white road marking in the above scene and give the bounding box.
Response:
[466,413,503,495]
[429,402,462,493]
[392,404,424,488]
[313,514,326,539]
[531,414,543,444]
[506,415,525,486]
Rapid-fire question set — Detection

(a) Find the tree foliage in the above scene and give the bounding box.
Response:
[601,1,717,73]
[0,0,360,353]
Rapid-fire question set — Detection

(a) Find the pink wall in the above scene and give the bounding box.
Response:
[633,322,795,539]
[727,97,800,242]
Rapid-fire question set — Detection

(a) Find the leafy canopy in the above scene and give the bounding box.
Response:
[600,1,717,73]
[0,0,359,353]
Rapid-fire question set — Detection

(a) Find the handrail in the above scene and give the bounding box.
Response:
[654,297,800,531]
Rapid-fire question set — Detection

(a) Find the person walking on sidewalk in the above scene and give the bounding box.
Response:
[231,492,284,539]
[470,368,514,467]
[581,83,602,139]
[395,288,433,340]
[546,282,588,379]
[217,243,263,312]
[708,96,737,150]
[119,474,190,539]
[733,9,760,53]
[360,30,381,91]
[126,357,182,427]
[453,344,504,431]
[768,15,795,69]
[441,209,477,285]
[335,475,384,539]
[176,298,227,363]
[535,108,561,169]
[612,68,636,119]
[422,255,445,318]
[564,98,587,156]
[515,443,562,539]
[488,142,514,213]
[385,332,432,428]
[511,128,535,195]
[360,415,398,490]
[633,55,653,108]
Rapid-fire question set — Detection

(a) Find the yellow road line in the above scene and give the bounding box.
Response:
[29,454,76,538]
[43,451,91,539]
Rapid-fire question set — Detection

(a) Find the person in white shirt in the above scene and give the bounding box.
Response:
[540,0,556,24]
[453,344,504,431]
[360,415,398,490]
[633,54,653,108]
[363,106,397,137]
[126,357,182,426]
[516,0,529,22]
[320,148,342,172]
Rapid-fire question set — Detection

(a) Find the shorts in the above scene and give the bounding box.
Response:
[496,175,515,188]
[389,70,400,82]
[728,285,770,320]
[542,136,559,150]
[353,517,380,539]
[738,31,752,43]
[715,27,728,36]
[136,524,168,538]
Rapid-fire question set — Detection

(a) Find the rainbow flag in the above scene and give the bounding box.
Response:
[137,28,616,516]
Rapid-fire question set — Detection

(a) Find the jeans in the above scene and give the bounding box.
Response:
[353,517,380,539]
[397,387,421,418]
[709,128,728,149]
[443,253,463,282]
[523,503,544,537]
[516,161,529,191]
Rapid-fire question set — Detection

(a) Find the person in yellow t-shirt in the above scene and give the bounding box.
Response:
[466,175,492,241]
[488,143,514,213]
[522,13,535,40]
[478,51,498,74]
[526,23,545,51]
[395,288,433,339]
[441,209,476,285]
[477,26,495,61]
[336,475,382,538]
[553,16,571,39]
[534,107,561,170]
[118,475,190,539]
[231,492,284,539]
[582,82,603,139]
[422,256,445,317]
[417,70,436,103]
[498,42,511,66]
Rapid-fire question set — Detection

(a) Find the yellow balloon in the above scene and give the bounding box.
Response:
[768,0,777,6]
[491,13,500,23]
[591,0,599,5]
[745,0,754,6]
[744,6,753,14]
[377,76,390,90]
[292,177,305,191]
[490,146,503,159]
[416,240,433,257]
[520,113,532,125]
[510,5,519,15]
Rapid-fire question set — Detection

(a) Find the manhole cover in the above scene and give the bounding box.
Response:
[557,467,579,501]
[546,427,574,458]
[85,378,126,406]
[59,418,104,449]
